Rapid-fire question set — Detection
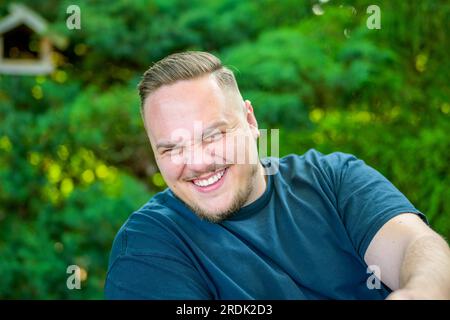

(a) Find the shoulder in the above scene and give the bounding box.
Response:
[277,149,359,180]
[107,190,184,267]
[282,148,357,166]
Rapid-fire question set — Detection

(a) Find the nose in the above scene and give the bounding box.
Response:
[184,142,215,173]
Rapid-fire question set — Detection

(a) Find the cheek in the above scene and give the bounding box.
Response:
[226,132,254,164]
[157,160,183,185]
[206,138,231,164]
[226,164,248,189]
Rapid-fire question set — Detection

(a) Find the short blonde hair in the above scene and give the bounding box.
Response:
[138,51,239,115]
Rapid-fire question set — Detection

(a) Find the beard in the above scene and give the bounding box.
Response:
[183,164,258,223]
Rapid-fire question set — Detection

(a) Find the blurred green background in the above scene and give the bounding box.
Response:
[0,0,448,299]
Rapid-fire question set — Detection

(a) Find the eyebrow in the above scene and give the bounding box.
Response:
[156,120,229,150]
[202,120,229,138]
[156,141,179,150]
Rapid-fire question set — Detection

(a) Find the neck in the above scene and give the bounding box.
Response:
[243,162,267,206]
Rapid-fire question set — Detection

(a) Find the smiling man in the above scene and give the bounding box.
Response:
[142,61,266,223]
[105,51,450,300]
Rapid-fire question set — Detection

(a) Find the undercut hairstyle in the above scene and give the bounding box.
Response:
[138,51,239,116]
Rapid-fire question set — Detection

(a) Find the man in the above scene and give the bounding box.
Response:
[105,51,450,299]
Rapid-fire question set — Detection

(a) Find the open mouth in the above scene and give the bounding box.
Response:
[191,167,228,193]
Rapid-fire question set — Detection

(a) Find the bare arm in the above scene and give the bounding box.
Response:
[364,213,450,299]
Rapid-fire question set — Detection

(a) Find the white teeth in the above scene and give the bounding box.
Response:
[193,169,225,187]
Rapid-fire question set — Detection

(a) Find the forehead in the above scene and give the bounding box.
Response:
[144,75,239,144]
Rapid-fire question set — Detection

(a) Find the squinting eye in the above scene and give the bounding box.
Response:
[205,132,223,142]
[162,147,182,155]
[170,148,182,155]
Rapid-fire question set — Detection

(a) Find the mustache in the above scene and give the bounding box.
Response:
[185,165,229,180]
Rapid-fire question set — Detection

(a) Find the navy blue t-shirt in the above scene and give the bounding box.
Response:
[105,149,426,299]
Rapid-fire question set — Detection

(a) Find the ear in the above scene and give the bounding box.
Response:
[244,99,260,139]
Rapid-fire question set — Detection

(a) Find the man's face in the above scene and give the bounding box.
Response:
[143,74,264,222]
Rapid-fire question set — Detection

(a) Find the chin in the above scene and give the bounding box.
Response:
[196,201,233,215]
[184,200,237,223]
[202,204,231,216]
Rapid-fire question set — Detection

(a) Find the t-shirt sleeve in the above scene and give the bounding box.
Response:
[105,254,212,300]
[104,226,212,300]
[324,152,428,260]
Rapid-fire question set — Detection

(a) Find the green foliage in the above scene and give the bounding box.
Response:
[0,0,448,299]
[0,174,149,299]
[68,85,152,170]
